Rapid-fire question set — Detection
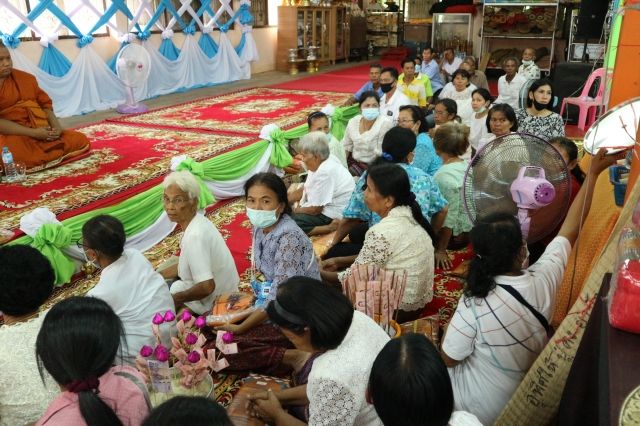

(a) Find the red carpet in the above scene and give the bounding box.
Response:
[0,124,254,232]
[109,87,351,135]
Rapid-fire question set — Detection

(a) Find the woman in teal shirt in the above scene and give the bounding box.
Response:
[397,105,442,176]
[432,122,473,269]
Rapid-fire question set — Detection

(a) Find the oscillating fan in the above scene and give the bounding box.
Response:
[115,44,151,114]
[463,133,571,243]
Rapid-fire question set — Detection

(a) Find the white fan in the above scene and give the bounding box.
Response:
[115,44,151,114]
[583,97,640,154]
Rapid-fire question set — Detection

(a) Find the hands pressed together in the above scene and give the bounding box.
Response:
[32,126,62,141]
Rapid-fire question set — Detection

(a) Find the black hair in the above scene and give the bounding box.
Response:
[0,245,54,316]
[486,103,518,133]
[550,136,585,184]
[82,214,126,260]
[265,276,354,350]
[36,297,126,426]
[466,213,522,299]
[399,105,428,134]
[358,90,380,107]
[400,57,415,69]
[502,56,520,68]
[435,98,457,116]
[526,78,554,110]
[451,68,471,83]
[422,45,433,54]
[142,396,233,426]
[413,56,421,65]
[433,122,470,157]
[443,47,454,54]
[472,88,493,103]
[380,66,399,81]
[366,163,436,242]
[370,63,382,70]
[307,110,328,129]
[244,172,293,215]
[369,333,453,426]
[374,126,417,165]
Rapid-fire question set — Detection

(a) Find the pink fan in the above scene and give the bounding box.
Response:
[510,166,556,240]
[463,133,571,243]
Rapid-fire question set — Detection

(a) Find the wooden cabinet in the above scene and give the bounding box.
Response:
[277,6,351,72]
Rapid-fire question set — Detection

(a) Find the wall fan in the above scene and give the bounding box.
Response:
[115,44,151,114]
[463,133,571,243]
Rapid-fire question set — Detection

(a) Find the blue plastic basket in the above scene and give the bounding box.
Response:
[609,165,629,207]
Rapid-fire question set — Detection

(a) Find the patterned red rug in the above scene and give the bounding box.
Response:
[0,124,254,232]
[108,87,352,135]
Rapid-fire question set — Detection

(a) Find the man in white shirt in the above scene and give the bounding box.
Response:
[494,57,527,110]
[291,132,355,235]
[379,66,412,122]
[441,48,463,83]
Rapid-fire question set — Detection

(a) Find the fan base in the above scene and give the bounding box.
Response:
[116,103,149,114]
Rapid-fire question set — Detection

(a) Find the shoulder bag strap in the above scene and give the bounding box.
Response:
[496,284,551,333]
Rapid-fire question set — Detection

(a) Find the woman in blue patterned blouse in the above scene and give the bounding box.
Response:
[397,104,442,176]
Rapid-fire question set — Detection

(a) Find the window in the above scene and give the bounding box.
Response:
[252,0,269,27]
[126,0,165,32]
[0,0,30,35]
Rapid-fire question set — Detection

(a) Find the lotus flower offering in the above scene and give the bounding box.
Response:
[136,310,238,405]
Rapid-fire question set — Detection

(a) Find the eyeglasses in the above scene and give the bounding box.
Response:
[76,238,88,249]
[163,196,188,206]
[397,119,415,125]
[434,110,449,116]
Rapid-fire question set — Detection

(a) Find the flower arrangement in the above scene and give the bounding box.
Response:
[137,310,237,390]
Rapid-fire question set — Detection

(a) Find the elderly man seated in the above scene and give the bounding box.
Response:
[0,45,90,172]
[158,171,240,314]
[289,131,355,235]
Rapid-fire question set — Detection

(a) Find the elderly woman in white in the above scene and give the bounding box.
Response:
[289,131,356,235]
[159,171,240,315]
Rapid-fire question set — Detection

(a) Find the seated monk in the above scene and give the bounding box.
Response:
[0,45,90,172]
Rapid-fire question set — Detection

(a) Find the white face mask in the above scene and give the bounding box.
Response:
[522,59,533,66]
[474,106,487,114]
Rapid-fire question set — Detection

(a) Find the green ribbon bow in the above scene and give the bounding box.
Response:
[31,223,75,286]
[176,158,216,209]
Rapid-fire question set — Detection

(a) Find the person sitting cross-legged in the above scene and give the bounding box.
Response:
[0,45,90,172]
[289,132,355,235]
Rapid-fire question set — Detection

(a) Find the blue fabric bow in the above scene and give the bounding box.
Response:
[381,152,394,162]
[183,25,196,35]
[0,34,20,49]
[238,4,254,26]
[77,35,94,48]
[137,30,151,40]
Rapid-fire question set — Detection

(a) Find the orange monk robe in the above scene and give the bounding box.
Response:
[0,69,90,172]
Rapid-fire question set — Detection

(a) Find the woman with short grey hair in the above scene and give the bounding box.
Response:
[289,131,356,235]
[158,171,239,314]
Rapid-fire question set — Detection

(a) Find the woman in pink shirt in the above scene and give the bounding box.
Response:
[35,297,150,426]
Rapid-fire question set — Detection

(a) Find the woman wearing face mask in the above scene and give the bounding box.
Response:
[515,79,565,141]
[158,171,239,315]
[216,173,321,375]
[81,214,175,364]
[518,48,541,80]
[441,148,620,425]
[342,91,394,176]
[469,88,492,151]
[397,105,442,176]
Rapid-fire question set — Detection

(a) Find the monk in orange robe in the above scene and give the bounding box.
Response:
[0,45,90,172]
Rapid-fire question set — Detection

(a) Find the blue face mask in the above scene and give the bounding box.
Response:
[246,207,279,229]
[362,107,380,121]
[415,64,421,74]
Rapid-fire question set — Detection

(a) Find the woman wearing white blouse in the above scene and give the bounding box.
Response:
[323,162,436,322]
[248,276,389,426]
[342,90,393,175]
[438,69,477,127]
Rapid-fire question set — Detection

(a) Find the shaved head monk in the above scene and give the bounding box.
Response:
[0,44,90,172]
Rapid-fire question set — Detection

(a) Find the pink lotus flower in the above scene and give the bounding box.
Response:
[222,331,234,344]
[152,313,164,325]
[194,316,206,329]
[163,311,176,322]
[187,351,201,363]
[185,333,198,345]
[154,345,170,362]
[181,311,192,322]
[139,345,153,358]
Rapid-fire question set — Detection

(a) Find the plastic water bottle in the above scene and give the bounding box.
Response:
[2,147,17,182]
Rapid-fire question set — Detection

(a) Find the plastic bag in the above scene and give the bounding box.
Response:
[206,292,257,327]
[608,227,640,334]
